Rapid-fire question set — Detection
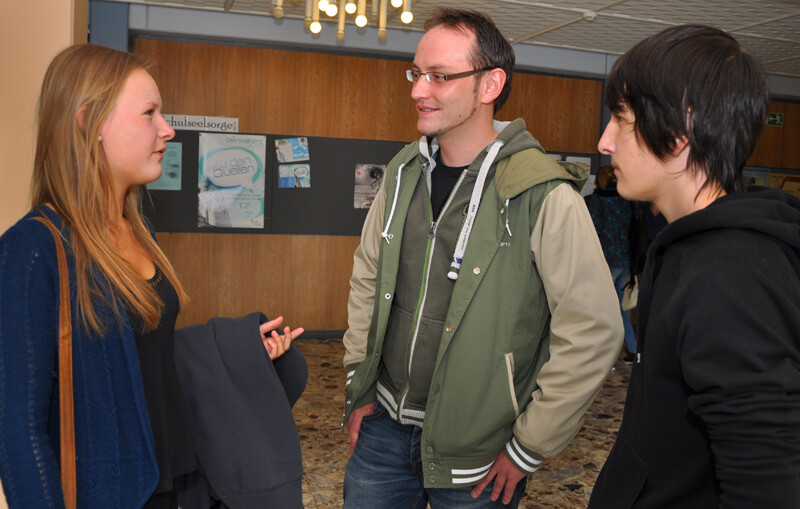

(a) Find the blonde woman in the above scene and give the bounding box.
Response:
[0,44,303,508]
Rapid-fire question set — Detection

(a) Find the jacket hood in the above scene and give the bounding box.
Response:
[415,119,539,177]
[493,119,588,201]
[389,119,587,280]
[493,118,543,158]
[414,119,586,199]
[656,187,800,255]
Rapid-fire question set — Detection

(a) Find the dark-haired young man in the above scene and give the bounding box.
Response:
[589,25,800,508]
[341,7,623,509]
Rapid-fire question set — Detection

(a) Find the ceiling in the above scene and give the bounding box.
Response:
[117,0,800,78]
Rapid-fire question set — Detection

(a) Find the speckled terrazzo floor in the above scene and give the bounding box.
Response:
[293,339,630,509]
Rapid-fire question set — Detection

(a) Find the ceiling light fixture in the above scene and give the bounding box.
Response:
[292,0,412,41]
[309,0,322,33]
[400,0,412,24]
[325,1,338,16]
[355,0,367,28]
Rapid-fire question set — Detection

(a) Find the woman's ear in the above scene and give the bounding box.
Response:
[76,105,87,132]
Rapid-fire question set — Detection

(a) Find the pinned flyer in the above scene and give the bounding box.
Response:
[197,133,266,228]
[354,163,385,209]
[275,137,309,163]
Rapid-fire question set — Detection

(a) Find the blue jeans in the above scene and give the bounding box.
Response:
[343,403,527,508]
[610,267,636,353]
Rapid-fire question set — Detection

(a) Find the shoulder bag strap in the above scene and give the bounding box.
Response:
[32,215,77,509]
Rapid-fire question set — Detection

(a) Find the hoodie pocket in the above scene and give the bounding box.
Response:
[589,432,646,507]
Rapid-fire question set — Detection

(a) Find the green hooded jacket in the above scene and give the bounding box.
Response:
[343,119,623,488]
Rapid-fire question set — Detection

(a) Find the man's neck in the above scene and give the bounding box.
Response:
[436,117,499,167]
[656,168,726,223]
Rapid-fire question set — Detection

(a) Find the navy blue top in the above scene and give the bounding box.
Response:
[0,207,158,508]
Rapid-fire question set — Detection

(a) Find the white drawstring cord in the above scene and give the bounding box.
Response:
[447,140,504,280]
[381,163,404,244]
[504,198,512,237]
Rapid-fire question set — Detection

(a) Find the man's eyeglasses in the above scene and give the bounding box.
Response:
[405,67,493,85]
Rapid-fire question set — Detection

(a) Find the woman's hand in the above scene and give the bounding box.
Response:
[259,316,304,360]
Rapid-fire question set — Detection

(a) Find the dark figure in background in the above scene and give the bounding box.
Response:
[589,25,800,508]
[585,165,639,363]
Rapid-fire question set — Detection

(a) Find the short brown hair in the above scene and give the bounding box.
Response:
[424,7,515,113]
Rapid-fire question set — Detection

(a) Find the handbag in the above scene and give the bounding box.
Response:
[32,215,77,509]
[622,275,639,311]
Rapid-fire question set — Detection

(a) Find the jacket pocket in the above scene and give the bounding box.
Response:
[382,304,415,387]
[504,352,520,418]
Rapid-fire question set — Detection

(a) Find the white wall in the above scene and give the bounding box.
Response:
[0,1,88,235]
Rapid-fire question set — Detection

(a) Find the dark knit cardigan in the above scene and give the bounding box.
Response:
[0,207,158,508]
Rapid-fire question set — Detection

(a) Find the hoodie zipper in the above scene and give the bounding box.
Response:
[396,171,467,420]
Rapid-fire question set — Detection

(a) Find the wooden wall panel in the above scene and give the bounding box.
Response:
[500,73,603,154]
[781,101,800,170]
[748,101,786,168]
[158,233,360,330]
[136,38,603,149]
[134,38,605,332]
[136,39,420,141]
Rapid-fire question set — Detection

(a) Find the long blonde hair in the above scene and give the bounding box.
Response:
[31,43,188,335]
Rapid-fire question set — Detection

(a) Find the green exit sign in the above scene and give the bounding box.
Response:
[767,112,784,126]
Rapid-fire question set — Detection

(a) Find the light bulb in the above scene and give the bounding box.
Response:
[355,15,367,27]
[378,28,387,39]
[326,3,337,16]
[391,0,401,7]
[274,6,284,18]
[310,20,322,33]
[318,0,329,10]
[400,10,412,23]
[345,2,356,14]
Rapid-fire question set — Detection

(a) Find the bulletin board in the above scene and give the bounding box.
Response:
[142,130,408,236]
[142,130,602,235]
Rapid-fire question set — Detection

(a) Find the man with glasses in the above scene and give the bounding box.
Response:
[342,7,622,508]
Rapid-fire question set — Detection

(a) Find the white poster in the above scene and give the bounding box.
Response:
[197,133,266,228]
[354,163,385,209]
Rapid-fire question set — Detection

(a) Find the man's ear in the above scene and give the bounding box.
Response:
[672,135,690,157]
[481,68,506,105]
[76,105,87,132]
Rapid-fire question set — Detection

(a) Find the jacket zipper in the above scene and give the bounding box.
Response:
[396,171,467,420]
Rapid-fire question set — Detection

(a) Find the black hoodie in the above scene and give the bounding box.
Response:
[590,188,800,508]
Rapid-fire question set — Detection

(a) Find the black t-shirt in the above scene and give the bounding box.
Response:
[431,155,468,221]
[132,268,197,494]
